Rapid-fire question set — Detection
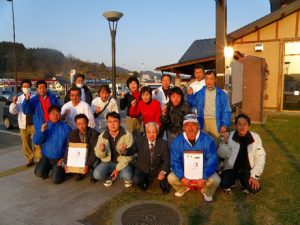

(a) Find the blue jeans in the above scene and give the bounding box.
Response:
[93,162,132,181]
[34,155,65,184]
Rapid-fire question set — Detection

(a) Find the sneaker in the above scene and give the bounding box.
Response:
[26,161,34,167]
[124,180,132,188]
[224,188,232,193]
[174,187,190,197]
[103,179,112,187]
[242,188,250,194]
[201,190,213,202]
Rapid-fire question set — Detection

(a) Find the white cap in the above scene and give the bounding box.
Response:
[183,114,199,125]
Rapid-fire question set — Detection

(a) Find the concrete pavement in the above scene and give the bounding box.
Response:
[0,129,125,225]
[0,105,130,225]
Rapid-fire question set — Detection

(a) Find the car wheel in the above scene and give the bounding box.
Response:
[3,116,12,129]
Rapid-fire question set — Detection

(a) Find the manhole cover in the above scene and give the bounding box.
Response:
[114,201,184,225]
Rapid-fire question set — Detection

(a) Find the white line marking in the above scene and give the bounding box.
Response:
[0,129,20,136]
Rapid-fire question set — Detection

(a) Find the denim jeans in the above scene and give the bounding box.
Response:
[34,155,65,184]
[93,162,132,181]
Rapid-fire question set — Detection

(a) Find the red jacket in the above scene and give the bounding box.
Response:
[129,99,161,127]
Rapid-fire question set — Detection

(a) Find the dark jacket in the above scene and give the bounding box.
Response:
[64,85,93,105]
[135,136,170,177]
[160,101,191,135]
[119,92,136,116]
[64,127,99,167]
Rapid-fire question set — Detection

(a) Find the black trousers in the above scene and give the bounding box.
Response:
[132,167,170,193]
[220,169,260,194]
[34,155,65,184]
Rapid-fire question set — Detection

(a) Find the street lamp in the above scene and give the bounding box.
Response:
[7,0,18,93]
[103,11,123,99]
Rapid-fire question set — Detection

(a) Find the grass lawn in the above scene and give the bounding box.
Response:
[83,114,300,225]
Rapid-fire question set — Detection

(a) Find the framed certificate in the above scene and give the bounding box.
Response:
[184,150,203,180]
[66,142,88,174]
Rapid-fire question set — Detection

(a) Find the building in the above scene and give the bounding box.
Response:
[156,0,300,114]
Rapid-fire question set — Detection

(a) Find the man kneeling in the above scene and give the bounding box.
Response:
[93,112,135,188]
[218,113,266,194]
[34,106,72,184]
[133,122,170,193]
[168,114,220,202]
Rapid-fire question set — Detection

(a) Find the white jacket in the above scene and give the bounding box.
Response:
[217,131,266,179]
[9,94,33,129]
[152,86,169,107]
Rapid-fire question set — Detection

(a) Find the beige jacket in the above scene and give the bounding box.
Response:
[218,131,266,179]
[94,127,134,171]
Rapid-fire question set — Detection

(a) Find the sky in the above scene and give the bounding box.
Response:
[0,0,271,72]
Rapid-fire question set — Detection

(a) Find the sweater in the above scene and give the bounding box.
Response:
[61,101,95,130]
[129,99,161,127]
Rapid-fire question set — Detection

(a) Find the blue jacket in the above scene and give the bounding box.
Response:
[33,121,72,159]
[22,92,61,135]
[170,132,217,179]
[187,86,231,132]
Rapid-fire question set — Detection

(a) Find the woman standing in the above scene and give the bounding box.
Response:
[129,86,162,135]
[119,77,142,135]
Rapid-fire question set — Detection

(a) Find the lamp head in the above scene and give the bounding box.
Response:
[103,11,123,22]
[224,46,234,59]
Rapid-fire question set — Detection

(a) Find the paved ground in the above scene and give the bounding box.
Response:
[0,102,128,225]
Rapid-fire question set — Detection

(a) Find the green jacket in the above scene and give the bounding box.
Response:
[94,126,134,171]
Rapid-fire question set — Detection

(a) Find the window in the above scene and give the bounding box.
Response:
[282,42,300,110]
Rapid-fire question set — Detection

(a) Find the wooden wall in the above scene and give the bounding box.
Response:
[232,11,300,111]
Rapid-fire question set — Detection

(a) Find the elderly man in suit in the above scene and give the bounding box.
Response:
[133,122,170,193]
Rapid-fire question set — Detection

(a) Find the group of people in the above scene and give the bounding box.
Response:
[9,65,266,202]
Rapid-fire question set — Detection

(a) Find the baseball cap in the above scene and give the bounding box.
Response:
[183,114,199,125]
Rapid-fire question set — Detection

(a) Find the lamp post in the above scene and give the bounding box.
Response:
[224,46,234,104]
[103,11,123,99]
[7,0,18,93]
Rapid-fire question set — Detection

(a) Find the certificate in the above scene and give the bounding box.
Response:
[66,142,88,174]
[184,150,203,180]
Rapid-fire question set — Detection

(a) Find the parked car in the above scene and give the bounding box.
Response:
[146,84,161,91]
[0,90,13,102]
[116,86,129,96]
[1,90,61,129]
[1,99,18,129]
